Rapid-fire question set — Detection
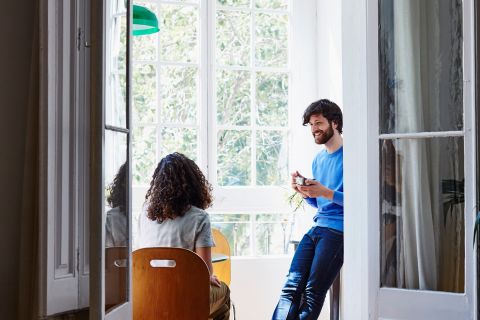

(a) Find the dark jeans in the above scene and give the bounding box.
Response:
[272,226,344,320]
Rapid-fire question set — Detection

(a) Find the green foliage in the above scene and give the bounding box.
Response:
[256,72,289,127]
[160,4,198,63]
[133,64,156,124]
[132,0,290,188]
[255,13,288,67]
[132,126,156,184]
[256,130,288,185]
[217,0,250,7]
[255,0,288,10]
[286,191,305,212]
[217,130,251,186]
[216,10,250,66]
[160,66,198,124]
[216,69,251,125]
[159,127,198,161]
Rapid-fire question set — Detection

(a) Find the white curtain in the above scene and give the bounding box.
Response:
[392,0,463,291]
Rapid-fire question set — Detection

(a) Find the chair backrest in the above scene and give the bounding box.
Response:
[211,228,231,286]
[133,247,210,320]
[105,246,128,312]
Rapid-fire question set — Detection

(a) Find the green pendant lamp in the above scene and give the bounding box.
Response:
[132,4,160,36]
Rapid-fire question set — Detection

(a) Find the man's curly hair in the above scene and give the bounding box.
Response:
[302,99,343,134]
[145,152,213,223]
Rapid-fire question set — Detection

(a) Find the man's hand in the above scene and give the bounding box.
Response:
[297,179,334,200]
[291,171,309,198]
[210,274,221,287]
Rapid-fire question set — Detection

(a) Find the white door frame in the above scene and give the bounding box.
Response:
[342,0,477,319]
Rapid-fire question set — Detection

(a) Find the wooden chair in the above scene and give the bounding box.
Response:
[211,228,237,319]
[105,246,128,312]
[211,228,231,286]
[133,247,210,320]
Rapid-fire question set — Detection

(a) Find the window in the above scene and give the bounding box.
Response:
[131,0,315,256]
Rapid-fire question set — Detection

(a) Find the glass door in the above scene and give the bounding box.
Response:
[104,0,131,318]
[376,0,475,318]
[90,0,132,318]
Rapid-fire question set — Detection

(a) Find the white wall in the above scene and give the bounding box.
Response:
[316,0,343,107]
[230,256,330,320]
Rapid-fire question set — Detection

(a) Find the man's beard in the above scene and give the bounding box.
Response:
[313,123,334,144]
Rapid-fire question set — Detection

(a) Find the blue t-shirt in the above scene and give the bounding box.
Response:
[304,146,344,232]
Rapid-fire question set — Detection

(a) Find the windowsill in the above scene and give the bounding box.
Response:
[230,254,293,261]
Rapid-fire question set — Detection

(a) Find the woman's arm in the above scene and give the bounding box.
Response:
[195,246,221,287]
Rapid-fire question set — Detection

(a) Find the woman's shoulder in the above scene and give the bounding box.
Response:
[187,206,211,222]
[188,205,209,216]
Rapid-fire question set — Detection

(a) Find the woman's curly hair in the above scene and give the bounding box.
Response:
[106,162,126,211]
[145,152,213,223]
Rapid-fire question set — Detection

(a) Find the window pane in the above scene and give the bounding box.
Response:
[379,0,463,133]
[160,4,198,63]
[132,126,156,185]
[216,10,251,66]
[256,72,288,126]
[216,69,251,126]
[255,13,288,67]
[216,0,250,7]
[133,64,157,124]
[210,213,250,223]
[217,130,251,186]
[211,214,252,256]
[256,130,288,185]
[133,32,157,61]
[133,2,157,61]
[104,130,128,312]
[255,213,293,255]
[380,137,464,293]
[118,15,127,73]
[159,127,198,161]
[106,15,127,128]
[160,66,198,124]
[255,0,288,10]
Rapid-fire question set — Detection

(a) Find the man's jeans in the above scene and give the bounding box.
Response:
[272,226,344,320]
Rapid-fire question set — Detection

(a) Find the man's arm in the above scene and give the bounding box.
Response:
[298,179,343,206]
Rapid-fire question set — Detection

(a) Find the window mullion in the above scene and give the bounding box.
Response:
[155,8,162,163]
[207,0,216,183]
[199,0,209,174]
[251,6,256,188]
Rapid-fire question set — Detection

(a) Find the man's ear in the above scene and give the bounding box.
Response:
[331,120,338,130]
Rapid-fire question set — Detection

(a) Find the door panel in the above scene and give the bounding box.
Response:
[375,0,475,318]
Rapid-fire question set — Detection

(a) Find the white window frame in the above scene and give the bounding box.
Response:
[342,0,477,319]
[131,0,319,256]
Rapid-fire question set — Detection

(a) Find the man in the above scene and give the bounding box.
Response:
[272,99,344,320]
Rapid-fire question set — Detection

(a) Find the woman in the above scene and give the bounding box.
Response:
[105,162,127,247]
[137,152,230,320]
